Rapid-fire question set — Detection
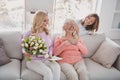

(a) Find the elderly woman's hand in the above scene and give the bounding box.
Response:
[68,38,78,45]
[65,40,71,45]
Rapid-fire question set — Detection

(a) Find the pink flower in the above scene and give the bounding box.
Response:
[29,47,33,50]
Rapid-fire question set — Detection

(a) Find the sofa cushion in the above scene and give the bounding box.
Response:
[0,48,11,66]
[81,33,105,57]
[21,59,43,80]
[0,38,11,66]
[0,31,22,59]
[22,68,67,80]
[60,71,67,80]
[84,58,120,80]
[21,68,43,80]
[91,38,120,68]
[0,59,21,80]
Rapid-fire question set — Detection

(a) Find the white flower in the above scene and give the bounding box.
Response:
[39,49,43,53]
[35,43,39,46]
[40,44,43,47]
[25,43,28,47]
[32,51,36,55]
[33,46,38,49]
[44,45,47,48]
[22,48,25,53]
[30,36,35,41]
[30,42,34,46]
[42,51,46,55]
[30,36,35,39]
[38,40,42,43]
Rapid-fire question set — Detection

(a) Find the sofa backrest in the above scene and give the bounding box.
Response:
[81,33,105,58]
[52,33,105,58]
[0,31,22,60]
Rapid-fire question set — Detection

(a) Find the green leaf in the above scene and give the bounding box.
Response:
[26,57,32,61]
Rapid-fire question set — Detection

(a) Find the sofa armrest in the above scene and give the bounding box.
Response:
[114,55,120,71]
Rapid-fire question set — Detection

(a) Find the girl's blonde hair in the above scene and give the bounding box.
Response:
[31,11,49,35]
[63,19,79,38]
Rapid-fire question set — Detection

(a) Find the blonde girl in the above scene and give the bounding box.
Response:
[24,11,60,80]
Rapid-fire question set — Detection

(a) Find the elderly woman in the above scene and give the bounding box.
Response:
[53,19,89,80]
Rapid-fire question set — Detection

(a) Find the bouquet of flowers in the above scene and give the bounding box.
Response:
[22,36,48,61]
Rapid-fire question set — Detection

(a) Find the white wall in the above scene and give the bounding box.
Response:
[25,0,55,31]
[25,0,54,13]
[99,0,116,32]
[99,0,120,39]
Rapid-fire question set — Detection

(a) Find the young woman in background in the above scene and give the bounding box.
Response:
[77,13,99,36]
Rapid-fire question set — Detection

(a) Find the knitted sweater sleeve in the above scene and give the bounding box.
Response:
[77,38,88,55]
[53,37,67,56]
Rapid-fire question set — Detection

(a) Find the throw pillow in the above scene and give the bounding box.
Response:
[81,33,105,57]
[0,38,11,66]
[91,38,120,68]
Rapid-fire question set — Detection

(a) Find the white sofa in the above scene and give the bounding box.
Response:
[0,31,22,80]
[0,31,120,80]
